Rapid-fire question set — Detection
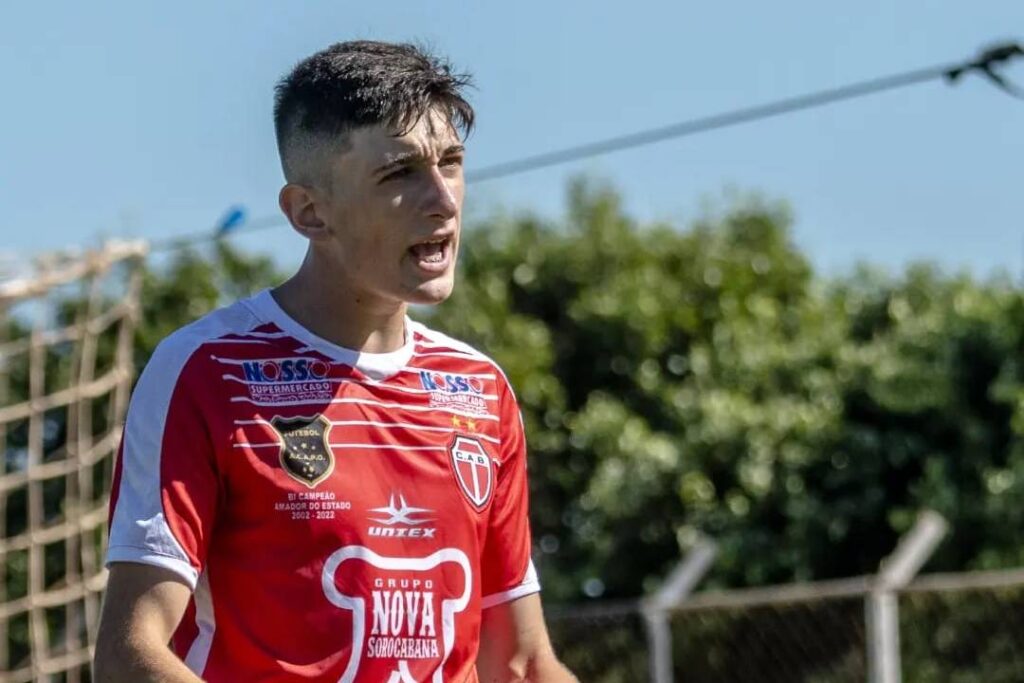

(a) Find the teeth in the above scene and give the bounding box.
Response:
[410,240,446,263]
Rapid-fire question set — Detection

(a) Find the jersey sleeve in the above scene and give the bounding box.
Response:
[479,376,541,608]
[106,339,221,590]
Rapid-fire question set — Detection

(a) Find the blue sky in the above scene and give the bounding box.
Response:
[1,2,1021,278]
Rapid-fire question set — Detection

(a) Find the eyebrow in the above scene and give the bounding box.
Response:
[372,145,465,176]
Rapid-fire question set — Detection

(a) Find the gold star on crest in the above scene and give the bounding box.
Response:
[452,416,463,428]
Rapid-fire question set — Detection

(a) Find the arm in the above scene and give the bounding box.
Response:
[98,340,222,680]
[93,563,201,682]
[477,593,577,683]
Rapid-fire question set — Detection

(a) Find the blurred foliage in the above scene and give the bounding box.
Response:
[135,241,281,373]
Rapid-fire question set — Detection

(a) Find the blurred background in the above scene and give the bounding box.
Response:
[2,2,1023,681]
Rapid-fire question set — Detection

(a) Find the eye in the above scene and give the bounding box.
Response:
[439,156,464,176]
[379,166,413,183]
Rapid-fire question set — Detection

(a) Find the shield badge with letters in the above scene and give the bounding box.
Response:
[449,435,493,510]
[270,414,334,488]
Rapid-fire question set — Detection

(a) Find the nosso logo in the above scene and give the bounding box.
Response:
[242,358,329,383]
[419,371,484,394]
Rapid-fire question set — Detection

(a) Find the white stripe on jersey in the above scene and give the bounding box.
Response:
[414,339,467,348]
[203,338,274,345]
[330,397,499,420]
[233,418,501,445]
[414,339,488,355]
[219,374,499,401]
[360,378,498,400]
[330,420,501,445]
[330,444,449,451]
[233,442,447,452]
[211,355,335,365]
[228,395,499,420]
[225,331,295,339]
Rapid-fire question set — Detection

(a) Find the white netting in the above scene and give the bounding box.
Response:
[1,241,146,683]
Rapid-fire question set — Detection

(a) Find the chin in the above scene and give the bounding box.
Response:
[405,276,455,306]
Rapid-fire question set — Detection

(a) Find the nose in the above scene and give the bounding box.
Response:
[423,166,458,221]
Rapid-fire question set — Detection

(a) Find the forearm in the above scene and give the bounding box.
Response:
[93,638,202,683]
[478,646,577,683]
[478,593,577,682]
[94,564,199,682]
[524,653,578,683]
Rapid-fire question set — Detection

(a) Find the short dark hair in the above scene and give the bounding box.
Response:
[273,40,474,183]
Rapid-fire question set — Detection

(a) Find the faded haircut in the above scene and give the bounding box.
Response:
[273,40,474,185]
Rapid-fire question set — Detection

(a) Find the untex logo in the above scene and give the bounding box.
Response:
[418,371,484,394]
[368,492,437,539]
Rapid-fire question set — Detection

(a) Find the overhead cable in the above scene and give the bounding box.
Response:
[150,40,1023,253]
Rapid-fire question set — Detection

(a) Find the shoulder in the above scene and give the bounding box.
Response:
[408,319,515,394]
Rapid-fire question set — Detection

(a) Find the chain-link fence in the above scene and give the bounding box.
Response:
[1,243,145,683]
[900,570,1024,683]
[547,600,650,682]
[549,568,1024,682]
[669,580,869,683]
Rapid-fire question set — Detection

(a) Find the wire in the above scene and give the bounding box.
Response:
[150,41,1023,253]
[466,63,956,183]
[946,42,1024,100]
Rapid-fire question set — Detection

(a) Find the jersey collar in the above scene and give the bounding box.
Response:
[248,289,414,381]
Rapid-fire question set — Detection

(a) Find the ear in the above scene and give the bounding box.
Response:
[279,183,331,241]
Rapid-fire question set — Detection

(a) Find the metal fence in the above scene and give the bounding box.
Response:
[547,600,651,682]
[547,566,1024,682]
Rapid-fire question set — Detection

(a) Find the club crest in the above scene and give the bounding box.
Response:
[270,414,334,488]
[449,436,493,510]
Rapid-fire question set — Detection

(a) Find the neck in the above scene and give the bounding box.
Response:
[271,254,408,354]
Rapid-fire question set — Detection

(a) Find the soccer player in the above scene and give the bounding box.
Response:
[93,41,577,682]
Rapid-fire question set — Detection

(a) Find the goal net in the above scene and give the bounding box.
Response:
[0,241,146,683]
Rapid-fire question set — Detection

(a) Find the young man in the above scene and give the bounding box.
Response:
[94,41,576,682]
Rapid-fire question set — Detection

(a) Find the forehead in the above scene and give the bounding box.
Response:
[346,109,462,166]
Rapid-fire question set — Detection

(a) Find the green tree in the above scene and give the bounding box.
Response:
[136,241,281,370]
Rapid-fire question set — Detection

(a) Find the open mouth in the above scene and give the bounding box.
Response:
[408,236,452,271]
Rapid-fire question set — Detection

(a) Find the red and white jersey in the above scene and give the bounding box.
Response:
[107,290,539,682]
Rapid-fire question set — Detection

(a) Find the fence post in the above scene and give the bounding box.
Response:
[866,510,948,683]
[643,536,717,683]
